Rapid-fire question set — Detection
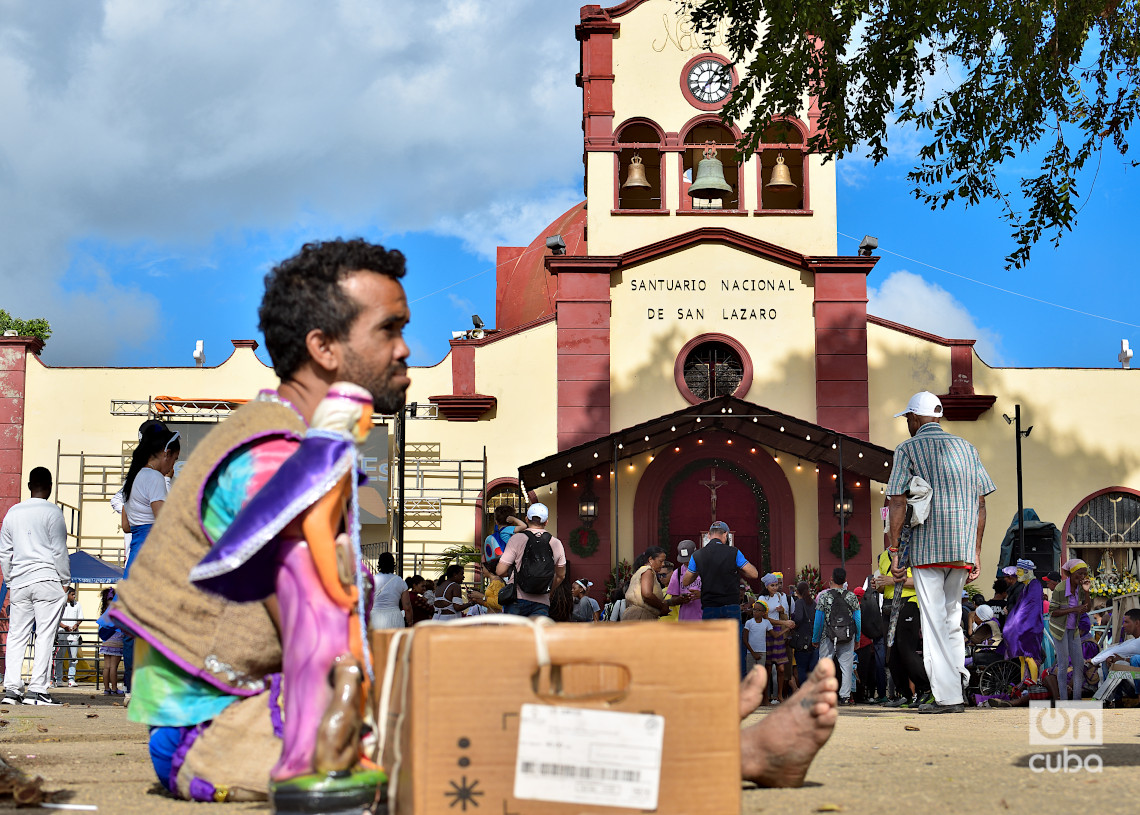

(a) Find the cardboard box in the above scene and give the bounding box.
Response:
[371,620,741,815]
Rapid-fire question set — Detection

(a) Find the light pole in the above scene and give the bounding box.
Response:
[1002,405,1033,563]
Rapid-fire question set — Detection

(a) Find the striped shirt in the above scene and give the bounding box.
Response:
[886,423,996,567]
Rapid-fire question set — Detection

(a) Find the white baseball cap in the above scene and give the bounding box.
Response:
[526,503,549,523]
[893,391,944,419]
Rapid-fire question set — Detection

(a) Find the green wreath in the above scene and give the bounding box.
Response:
[568,526,600,559]
[829,531,861,560]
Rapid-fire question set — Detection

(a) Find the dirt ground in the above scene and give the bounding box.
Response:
[0,686,1136,814]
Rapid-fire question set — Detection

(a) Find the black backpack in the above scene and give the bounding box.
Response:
[513,531,556,594]
[824,589,855,644]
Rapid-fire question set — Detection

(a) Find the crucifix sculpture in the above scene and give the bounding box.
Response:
[699,466,728,526]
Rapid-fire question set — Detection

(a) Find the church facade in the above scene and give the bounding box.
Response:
[3,0,1139,593]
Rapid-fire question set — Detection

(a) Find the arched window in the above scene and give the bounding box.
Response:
[481,481,526,540]
[615,122,664,211]
[674,334,753,404]
[680,119,741,212]
[757,120,809,213]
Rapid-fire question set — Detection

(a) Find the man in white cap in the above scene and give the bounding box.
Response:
[497,503,566,617]
[886,391,995,713]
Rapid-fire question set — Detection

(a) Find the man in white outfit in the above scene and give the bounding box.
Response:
[0,467,71,705]
[887,392,995,714]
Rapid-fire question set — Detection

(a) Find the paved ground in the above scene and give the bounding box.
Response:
[0,687,1136,813]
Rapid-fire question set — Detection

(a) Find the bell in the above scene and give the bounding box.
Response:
[688,145,733,201]
[622,154,650,189]
[766,153,796,189]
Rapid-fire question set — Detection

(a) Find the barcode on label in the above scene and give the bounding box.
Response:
[519,762,641,783]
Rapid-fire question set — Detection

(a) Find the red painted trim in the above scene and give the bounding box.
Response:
[673,333,754,405]
[547,256,621,274]
[428,394,497,422]
[619,227,807,271]
[602,0,650,17]
[1060,486,1140,563]
[610,209,671,216]
[676,210,749,216]
[866,315,975,347]
[753,210,815,217]
[0,338,40,524]
[615,117,665,143]
[230,339,259,351]
[631,429,796,570]
[473,477,537,549]
[679,53,739,112]
[936,393,996,421]
[679,113,743,142]
[451,344,475,395]
[451,314,556,349]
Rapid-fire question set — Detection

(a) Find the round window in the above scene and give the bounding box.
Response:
[675,336,752,403]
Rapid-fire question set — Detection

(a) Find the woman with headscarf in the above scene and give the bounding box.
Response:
[1049,559,1093,700]
[999,558,1045,683]
[621,547,670,621]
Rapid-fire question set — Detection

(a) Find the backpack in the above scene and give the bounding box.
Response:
[513,531,556,594]
[824,589,855,644]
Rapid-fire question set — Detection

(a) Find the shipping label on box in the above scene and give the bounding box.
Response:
[372,619,741,815]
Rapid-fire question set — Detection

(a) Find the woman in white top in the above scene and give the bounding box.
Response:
[370,552,409,629]
[122,425,180,578]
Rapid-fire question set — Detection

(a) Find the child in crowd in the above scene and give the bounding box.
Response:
[744,601,774,707]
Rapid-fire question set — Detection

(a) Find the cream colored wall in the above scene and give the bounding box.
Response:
[398,322,559,568]
[20,348,280,552]
[868,322,1140,580]
[610,243,817,431]
[588,0,837,258]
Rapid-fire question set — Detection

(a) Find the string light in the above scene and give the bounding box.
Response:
[796,460,802,471]
[596,473,602,479]
[593,452,599,458]
[671,425,676,432]
[674,446,681,453]
[572,482,578,488]
[648,455,654,462]
[726,439,733,445]
[750,447,757,454]
[806,434,811,441]
[644,435,650,441]
[855,481,861,487]
[697,439,704,444]
[773,454,780,463]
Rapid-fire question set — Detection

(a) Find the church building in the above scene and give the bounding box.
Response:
[3,0,1139,597]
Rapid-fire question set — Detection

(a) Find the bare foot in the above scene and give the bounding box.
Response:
[739,658,838,788]
[739,665,768,718]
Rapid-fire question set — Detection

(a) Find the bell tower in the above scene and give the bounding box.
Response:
[575,0,837,258]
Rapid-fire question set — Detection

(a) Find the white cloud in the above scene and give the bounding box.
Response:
[434,188,584,261]
[0,0,588,362]
[868,270,1006,365]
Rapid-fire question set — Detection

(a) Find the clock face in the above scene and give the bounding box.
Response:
[686,59,732,106]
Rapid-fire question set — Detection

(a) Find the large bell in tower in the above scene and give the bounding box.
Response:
[622,153,651,189]
[688,144,733,201]
[766,153,797,189]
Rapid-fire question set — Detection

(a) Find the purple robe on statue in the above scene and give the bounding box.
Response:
[189,429,361,602]
[189,428,367,781]
[1000,578,1045,662]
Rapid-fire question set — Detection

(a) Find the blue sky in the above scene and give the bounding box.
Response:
[2,1,1137,372]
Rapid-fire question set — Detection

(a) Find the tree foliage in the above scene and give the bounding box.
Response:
[0,310,51,344]
[684,0,1140,267]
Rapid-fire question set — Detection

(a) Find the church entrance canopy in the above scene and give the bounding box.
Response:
[518,395,895,490]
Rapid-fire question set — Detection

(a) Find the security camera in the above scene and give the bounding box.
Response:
[546,235,567,256]
[858,235,878,256]
[472,314,484,329]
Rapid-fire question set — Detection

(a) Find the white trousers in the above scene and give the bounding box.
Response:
[818,637,856,700]
[912,567,969,705]
[4,581,67,695]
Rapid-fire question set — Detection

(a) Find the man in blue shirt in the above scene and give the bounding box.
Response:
[683,521,758,676]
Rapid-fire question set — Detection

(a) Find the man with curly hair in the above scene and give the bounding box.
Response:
[111,239,410,806]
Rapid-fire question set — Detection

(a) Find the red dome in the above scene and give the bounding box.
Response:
[496,201,587,331]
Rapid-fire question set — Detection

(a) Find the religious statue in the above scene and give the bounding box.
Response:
[190,382,384,814]
[999,558,1045,684]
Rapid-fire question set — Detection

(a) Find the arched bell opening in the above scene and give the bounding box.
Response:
[680,119,741,211]
[757,120,809,212]
[615,121,664,211]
